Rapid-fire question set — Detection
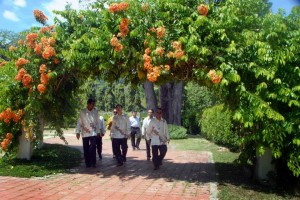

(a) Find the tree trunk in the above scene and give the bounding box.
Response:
[159,81,183,125]
[143,80,158,111]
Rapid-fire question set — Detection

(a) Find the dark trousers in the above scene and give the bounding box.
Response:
[96,136,102,158]
[112,138,128,164]
[152,145,167,169]
[82,136,97,167]
[130,127,141,148]
[145,139,151,159]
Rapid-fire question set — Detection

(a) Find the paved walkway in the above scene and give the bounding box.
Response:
[0,132,218,200]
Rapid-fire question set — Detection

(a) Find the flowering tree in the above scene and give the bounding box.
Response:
[0,0,299,178]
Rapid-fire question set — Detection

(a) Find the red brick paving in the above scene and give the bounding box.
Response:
[0,132,217,200]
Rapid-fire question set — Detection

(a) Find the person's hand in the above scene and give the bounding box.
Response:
[76,133,80,140]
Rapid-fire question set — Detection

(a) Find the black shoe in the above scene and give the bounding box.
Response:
[153,167,159,170]
[136,147,140,150]
[147,157,151,161]
[117,163,123,167]
[99,155,102,160]
[122,157,126,162]
[133,147,136,150]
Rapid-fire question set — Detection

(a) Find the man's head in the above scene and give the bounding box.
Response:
[132,111,137,117]
[115,104,123,115]
[87,98,95,111]
[147,109,154,118]
[155,108,162,120]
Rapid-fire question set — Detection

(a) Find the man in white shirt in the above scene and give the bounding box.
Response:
[129,111,141,150]
[110,104,131,166]
[75,98,100,168]
[148,108,170,170]
[141,109,155,161]
[96,115,106,160]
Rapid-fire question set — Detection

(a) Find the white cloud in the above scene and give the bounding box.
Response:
[13,0,26,7]
[3,10,20,22]
[43,0,81,13]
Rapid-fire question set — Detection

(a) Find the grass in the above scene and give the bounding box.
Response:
[170,135,299,200]
[0,143,82,177]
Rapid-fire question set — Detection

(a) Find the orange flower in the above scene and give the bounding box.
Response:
[114,43,123,52]
[22,74,33,88]
[167,51,174,58]
[212,76,221,84]
[156,47,164,56]
[208,69,216,78]
[39,64,47,73]
[0,61,7,68]
[109,2,129,13]
[34,10,48,25]
[156,26,166,39]
[172,41,181,49]
[197,4,208,16]
[164,65,170,71]
[34,44,43,55]
[16,58,29,68]
[15,68,27,81]
[42,46,56,59]
[53,58,60,64]
[48,37,56,46]
[145,48,151,55]
[6,133,13,140]
[147,72,157,82]
[143,54,152,62]
[141,3,149,12]
[175,49,184,59]
[40,73,50,85]
[9,46,16,51]
[18,39,24,45]
[38,26,50,34]
[143,61,152,71]
[110,36,119,47]
[37,84,47,94]
[26,33,38,48]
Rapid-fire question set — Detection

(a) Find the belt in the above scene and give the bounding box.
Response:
[131,127,140,129]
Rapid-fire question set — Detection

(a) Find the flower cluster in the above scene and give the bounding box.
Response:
[167,41,184,59]
[1,133,13,152]
[0,61,7,68]
[38,64,50,94]
[142,48,169,82]
[33,10,48,25]
[110,36,123,52]
[156,26,166,39]
[141,3,149,12]
[197,4,209,16]
[208,69,222,84]
[16,58,29,68]
[109,2,129,13]
[26,33,38,49]
[0,108,23,123]
[118,18,129,38]
[9,46,16,52]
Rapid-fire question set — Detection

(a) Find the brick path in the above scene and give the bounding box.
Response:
[0,132,218,200]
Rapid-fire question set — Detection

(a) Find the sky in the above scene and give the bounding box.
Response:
[0,0,299,33]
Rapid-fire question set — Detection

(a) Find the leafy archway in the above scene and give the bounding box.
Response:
[0,0,299,177]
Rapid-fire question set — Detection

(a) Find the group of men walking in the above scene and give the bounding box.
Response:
[75,98,170,170]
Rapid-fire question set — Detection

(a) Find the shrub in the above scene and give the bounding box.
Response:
[168,124,188,139]
[200,104,239,150]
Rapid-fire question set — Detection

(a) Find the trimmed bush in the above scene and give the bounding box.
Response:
[168,124,188,139]
[201,104,239,150]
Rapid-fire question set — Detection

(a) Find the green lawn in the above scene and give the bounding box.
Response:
[171,136,299,200]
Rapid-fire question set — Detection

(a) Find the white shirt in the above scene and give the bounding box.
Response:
[75,108,100,137]
[98,116,106,135]
[111,114,131,138]
[148,118,169,145]
[142,116,155,140]
[129,116,140,128]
